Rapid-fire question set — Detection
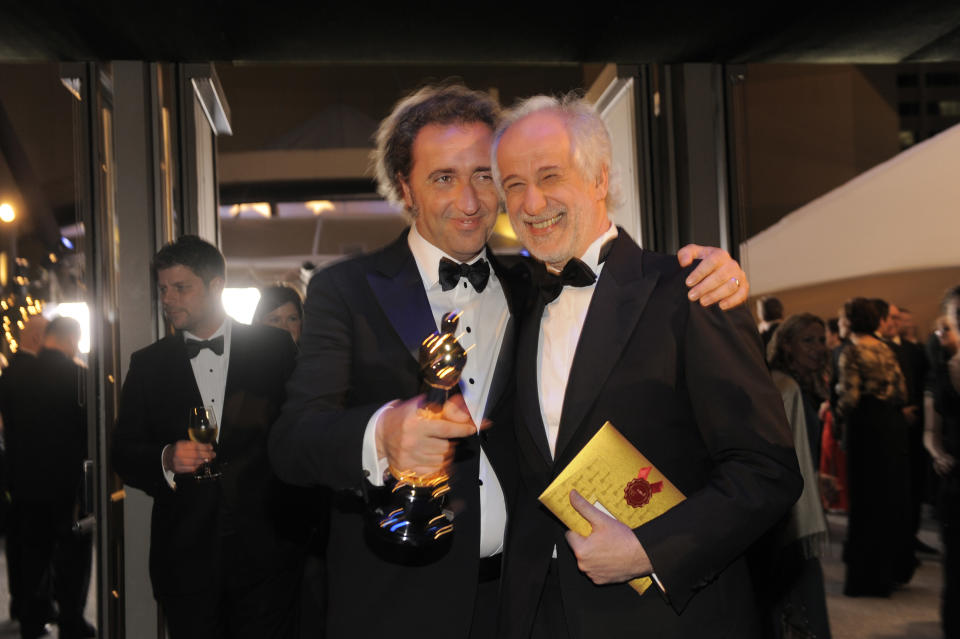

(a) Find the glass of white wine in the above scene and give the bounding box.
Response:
[188,406,221,481]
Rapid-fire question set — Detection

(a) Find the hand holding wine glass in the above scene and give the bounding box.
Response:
[162,440,216,474]
[187,406,221,481]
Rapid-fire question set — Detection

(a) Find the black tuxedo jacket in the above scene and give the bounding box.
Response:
[0,348,86,503]
[112,321,305,597]
[500,231,802,639]
[269,230,526,638]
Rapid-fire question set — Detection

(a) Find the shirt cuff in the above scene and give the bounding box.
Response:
[362,400,398,487]
[161,444,177,490]
[650,572,667,595]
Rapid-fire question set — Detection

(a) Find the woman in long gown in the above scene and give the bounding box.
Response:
[836,297,913,597]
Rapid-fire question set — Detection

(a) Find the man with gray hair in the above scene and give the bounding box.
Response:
[270,83,750,638]
[492,94,801,638]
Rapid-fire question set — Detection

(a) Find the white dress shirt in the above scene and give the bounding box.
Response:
[536,223,666,590]
[361,223,510,557]
[538,223,618,456]
[162,318,231,488]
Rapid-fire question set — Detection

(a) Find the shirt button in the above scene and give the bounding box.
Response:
[478,479,484,486]
[469,378,475,384]
[463,282,467,289]
[466,326,472,333]
[209,369,213,373]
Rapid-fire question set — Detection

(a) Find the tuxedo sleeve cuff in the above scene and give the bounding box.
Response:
[651,572,667,595]
[362,401,398,486]
[161,445,177,490]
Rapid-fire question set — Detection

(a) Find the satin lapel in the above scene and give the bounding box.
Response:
[164,334,204,412]
[553,233,659,462]
[366,234,437,362]
[516,280,553,465]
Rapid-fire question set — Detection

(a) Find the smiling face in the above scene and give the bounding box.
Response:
[496,110,609,271]
[157,264,224,338]
[399,122,499,262]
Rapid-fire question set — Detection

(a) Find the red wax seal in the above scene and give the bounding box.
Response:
[624,467,663,509]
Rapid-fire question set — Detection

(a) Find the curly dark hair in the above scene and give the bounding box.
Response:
[152,235,225,284]
[372,83,500,209]
[843,297,880,335]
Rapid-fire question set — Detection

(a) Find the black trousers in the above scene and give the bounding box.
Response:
[159,533,301,639]
[12,496,92,639]
[468,575,500,639]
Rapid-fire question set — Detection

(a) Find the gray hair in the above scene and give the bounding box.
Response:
[491,93,622,210]
[371,84,500,209]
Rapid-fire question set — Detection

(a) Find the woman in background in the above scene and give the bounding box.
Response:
[760,313,832,638]
[253,284,304,344]
[836,297,913,597]
[253,283,325,639]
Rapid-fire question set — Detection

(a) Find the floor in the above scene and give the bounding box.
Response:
[0,512,947,638]
[0,538,97,639]
[824,510,945,639]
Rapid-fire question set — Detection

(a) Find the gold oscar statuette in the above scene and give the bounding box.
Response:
[369,310,467,550]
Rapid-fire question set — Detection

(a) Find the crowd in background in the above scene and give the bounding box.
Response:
[754,288,960,639]
[1,269,958,639]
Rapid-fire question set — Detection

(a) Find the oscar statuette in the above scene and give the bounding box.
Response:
[369,310,467,552]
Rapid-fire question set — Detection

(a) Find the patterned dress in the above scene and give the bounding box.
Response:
[837,337,914,596]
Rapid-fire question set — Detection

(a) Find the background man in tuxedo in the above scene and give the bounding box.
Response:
[112,236,305,639]
[0,314,49,626]
[0,317,93,639]
[269,83,750,639]
[758,295,784,349]
[492,95,802,639]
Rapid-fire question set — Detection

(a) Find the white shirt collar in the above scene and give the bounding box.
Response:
[183,316,230,346]
[407,222,488,290]
[579,221,618,273]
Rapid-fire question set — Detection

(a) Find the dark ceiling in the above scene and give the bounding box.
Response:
[2,2,960,63]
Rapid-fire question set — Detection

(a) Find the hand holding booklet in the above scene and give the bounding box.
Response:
[538,422,686,595]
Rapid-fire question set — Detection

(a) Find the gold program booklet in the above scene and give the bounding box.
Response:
[538,422,686,595]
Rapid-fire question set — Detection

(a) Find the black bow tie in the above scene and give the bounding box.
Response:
[184,335,224,359]
[539,258,598,304]
[537,239,615,305]
[439,257,490,293]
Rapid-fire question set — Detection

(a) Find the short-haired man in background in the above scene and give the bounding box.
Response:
[0,317,94,639]
[758,295,784,349]
[113,235,305,639]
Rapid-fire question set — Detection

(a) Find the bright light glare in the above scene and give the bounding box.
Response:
[222,288,261,325]
[305,200,335,215]
[228,203,271,218]
[51,302,90,354]
[0,203,14,223]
